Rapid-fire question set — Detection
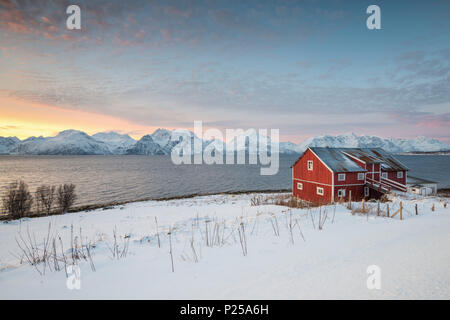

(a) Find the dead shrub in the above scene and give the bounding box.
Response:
[251,194,315,209]
[250,195,264,206]
[351,204,371,215]
[57,184,77,213]
[2,181,33,219]
[35,185,56,215]
[379,194,390,203]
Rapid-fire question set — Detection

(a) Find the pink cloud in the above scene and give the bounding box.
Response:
[40,16,51,24]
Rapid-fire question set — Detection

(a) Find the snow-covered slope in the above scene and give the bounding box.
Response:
[169,129,205,155]
[0,137,20,154]
[0,130,448,155]
[151,128,173,149]
[92,132,136,154]
[297,133,450,153]
[10,130,112,155]
[125,135,167,155]
[0,193,449,299]
[226,130,270,153]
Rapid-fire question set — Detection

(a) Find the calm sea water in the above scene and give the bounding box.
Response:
[0,155,448,208]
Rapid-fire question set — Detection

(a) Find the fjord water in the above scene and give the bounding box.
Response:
[0,155,448,208]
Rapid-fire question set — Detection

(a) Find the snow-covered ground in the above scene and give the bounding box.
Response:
[0,193,448,299]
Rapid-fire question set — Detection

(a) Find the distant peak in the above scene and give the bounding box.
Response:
[140,134,154,141]
[153,128,170,133]
[57,129,86,136]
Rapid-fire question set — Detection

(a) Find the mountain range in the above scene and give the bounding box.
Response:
[0,129,448,155]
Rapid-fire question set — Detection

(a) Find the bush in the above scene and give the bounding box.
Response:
[57,184,77,213]
[250,194,315,208]
[2,181,33,218]
[35,185,56,215]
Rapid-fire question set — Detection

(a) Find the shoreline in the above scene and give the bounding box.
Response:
[0,188,291,221]
[2,187,449,221]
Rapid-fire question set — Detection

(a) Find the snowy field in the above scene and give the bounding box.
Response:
[0,192,449,300]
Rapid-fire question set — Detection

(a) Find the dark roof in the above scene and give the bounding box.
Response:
[341,148,409,171]
[309,147,366,172]
[292,147,409,173]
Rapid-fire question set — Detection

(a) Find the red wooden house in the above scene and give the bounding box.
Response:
[292,147,408,204]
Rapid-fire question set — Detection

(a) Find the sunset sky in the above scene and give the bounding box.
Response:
[0,0,449,143]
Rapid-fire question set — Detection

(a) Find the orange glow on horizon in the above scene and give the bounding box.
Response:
[0,96,163,140]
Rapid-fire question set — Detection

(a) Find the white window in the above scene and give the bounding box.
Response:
[338,173,346,181]
[397,171,403,179]
[337,189,346,197]
[297,182,303,190]
[317,187,324,196]
[307,160,313,171]
[364,187,369,197]
[381,172,388,179]
[357,172,365,180]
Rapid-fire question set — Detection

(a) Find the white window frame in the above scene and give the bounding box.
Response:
[364,186,369,197]
[381,172,388,179]
[316,187,324,196]
[338,173,346,181]
[337,189,346,198]
[357,172,365,180]
[397,171,403,179]
[297,182,303,190]
[307,160,313,171]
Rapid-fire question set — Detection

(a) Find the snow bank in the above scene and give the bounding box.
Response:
[0,193,448,299]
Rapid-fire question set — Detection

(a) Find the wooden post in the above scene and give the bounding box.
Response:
[362,199,365,211]
[348,190,352,210]
[415,203,418,215]
[400,201,403,220]
[432,204,435,212]
[386,204,389,217]
[377,201,380,216]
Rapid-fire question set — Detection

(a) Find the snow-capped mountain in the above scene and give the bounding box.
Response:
[151,128,173,149]
[225,130,271,153]
[125,135,167,155]
[279,142,303,154]
[296,133,449,153]
[92,132,136,154]
[10,130,112,155]
[0,130,448,155]
[0,137,20,154]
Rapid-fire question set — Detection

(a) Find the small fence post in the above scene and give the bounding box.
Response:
[348,190,352,210]
[387,204,390,217]
[362,199,365,211]
[377,201,380,216]
[400,201,403,220]
[415,203,418,215]
[432,204,435,212]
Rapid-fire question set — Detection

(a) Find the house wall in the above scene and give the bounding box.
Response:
[407,183,437,195]
[334,185,366,202]
[333,171,366,202]
[384,170,406,185]
[366,163,380,181]
[293,149,333,204]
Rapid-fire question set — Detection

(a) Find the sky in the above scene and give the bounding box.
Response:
[0,0,449,143]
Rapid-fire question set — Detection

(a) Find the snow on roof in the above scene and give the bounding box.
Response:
[341,148,409,171]
[309,147,366,172]
[292,147,409,173]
